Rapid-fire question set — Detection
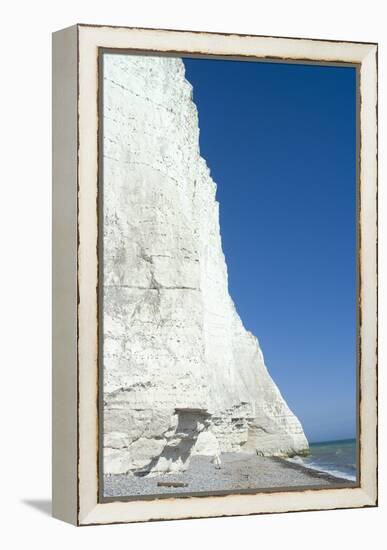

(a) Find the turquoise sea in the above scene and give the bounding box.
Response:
[289,438,357,481]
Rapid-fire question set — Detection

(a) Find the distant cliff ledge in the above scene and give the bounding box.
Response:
[102,54,309,476]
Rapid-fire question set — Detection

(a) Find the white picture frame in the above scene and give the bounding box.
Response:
[52,24,378,525]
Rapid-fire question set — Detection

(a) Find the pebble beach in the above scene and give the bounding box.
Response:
[104,452,355,499]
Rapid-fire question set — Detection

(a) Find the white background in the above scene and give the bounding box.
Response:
[0,0,384,547]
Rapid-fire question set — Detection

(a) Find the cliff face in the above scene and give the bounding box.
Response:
[103,54,308,476]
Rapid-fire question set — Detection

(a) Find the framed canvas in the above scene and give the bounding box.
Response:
[52,24,378,526]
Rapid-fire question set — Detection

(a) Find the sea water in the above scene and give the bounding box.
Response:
[289,438,357,481]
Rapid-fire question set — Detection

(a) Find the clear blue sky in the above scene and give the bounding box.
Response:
[183,57,357,444]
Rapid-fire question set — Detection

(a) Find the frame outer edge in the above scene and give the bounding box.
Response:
[359,45,378,505]
[52,25,79,525]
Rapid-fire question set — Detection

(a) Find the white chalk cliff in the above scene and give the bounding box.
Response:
[103,54,309,476]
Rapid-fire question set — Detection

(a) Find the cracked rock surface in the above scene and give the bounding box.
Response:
[102,54,309,477]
